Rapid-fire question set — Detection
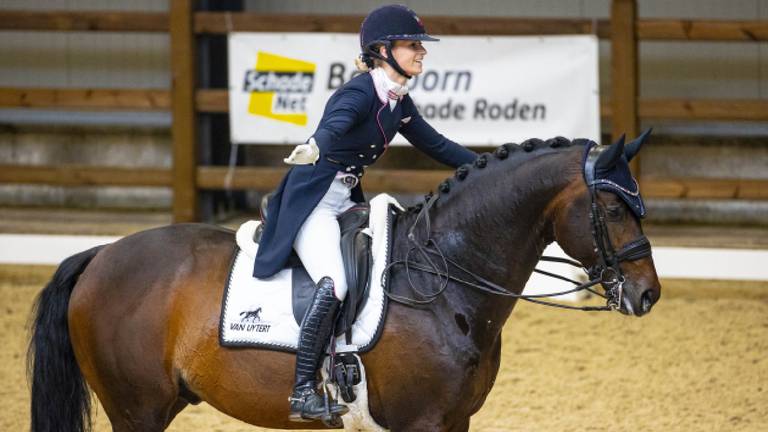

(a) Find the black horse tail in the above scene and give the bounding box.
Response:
[28,245,105,432]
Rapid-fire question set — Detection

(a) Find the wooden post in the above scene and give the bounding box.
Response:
[611,0,640,173]
[170,0,198,222]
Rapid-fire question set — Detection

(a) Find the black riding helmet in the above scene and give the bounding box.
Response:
[359,4,439,79]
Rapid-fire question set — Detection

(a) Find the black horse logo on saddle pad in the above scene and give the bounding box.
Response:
[239,307,262,323]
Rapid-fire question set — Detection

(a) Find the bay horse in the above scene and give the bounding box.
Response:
[29,136,660,431]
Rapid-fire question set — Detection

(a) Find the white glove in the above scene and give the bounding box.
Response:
[283,138,320,165]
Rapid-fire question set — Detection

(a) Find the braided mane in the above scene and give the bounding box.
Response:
[405,136,590,214]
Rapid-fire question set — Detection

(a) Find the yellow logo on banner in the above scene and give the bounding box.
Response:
[242,51,316,126]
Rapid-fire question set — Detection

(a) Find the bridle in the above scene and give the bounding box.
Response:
[582,143,653,310]
[382,143,653,312]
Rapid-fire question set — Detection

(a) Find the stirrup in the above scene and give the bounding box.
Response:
[288,385,348,423]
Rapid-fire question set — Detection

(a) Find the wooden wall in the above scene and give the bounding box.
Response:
[0,1,766,222]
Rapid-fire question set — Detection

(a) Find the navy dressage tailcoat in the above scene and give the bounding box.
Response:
[252,72,477,278]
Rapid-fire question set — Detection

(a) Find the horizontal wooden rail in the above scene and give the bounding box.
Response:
[197,91,768,122]
[198,167,768,200]
[638,20,768,41]
[641,177,768,200]
[195,13,768,41]
[4,10,765,42]
[0,165,171,187]
[196,89,227,113]
[3,88,767,122]
[3,165,766,201]
[196,166,287,190]
[638,99,768,121]
[0,10,168,32]
[194,12,608,37]
[0,88,169,110]
[196,167,454,193]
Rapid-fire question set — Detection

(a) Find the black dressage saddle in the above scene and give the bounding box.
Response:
[254,194,373,342]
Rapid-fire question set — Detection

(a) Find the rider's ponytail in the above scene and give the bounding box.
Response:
[355,54,372,72]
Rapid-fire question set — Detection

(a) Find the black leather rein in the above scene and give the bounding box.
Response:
[381,145,652,312]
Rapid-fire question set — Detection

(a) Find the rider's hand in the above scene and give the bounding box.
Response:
[284,138,320,165]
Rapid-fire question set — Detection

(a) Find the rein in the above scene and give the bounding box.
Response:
[382,192,611,311]
[382,143,653,313]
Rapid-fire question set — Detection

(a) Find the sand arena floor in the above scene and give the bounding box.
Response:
[1,265,766,431]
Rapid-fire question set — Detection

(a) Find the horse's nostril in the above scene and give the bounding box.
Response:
[641,290,654,313]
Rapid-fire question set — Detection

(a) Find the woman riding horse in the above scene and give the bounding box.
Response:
[252,4,478,422]
[29,134,661,432]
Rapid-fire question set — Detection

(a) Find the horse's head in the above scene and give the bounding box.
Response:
[552,131,661,316]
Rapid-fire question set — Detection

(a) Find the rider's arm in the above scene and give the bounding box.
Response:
[311,86,372,151]
[398,95,477,168]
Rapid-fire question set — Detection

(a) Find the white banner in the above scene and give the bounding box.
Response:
[228,33,600,146]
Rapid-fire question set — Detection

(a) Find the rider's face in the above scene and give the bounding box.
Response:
[389,40,427,76]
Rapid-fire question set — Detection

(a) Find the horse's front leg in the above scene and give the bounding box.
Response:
[363,309,479,431]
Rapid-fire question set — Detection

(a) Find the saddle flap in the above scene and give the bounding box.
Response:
[289,204,373,334]
[292,267,318,325]
[338,229,372,339]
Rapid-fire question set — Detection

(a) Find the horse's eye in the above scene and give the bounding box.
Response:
[605,205,624,219]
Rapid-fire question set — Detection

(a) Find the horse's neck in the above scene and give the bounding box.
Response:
[435,147,579,286]
[392,147,581,335]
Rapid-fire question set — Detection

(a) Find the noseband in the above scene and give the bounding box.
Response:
[583,144,653,310]
[383,144,653,312]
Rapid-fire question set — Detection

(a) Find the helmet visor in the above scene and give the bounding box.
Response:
[384,33,440,42]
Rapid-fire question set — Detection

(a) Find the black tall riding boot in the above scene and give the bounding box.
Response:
[288,276,349,422]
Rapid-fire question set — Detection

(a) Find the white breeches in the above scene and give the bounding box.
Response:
[293,175,356,301]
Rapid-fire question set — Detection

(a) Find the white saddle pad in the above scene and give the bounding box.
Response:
[220,194,402,352]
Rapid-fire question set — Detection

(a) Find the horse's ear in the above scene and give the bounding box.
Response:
[596,134,625,171]
[624,128,652,162]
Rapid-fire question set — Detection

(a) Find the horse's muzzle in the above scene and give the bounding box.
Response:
[622,285,660,317]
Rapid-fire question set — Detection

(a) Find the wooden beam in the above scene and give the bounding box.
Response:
[641,178,768,200]
[196,166,453,193]
[196,89,228,113]
[197,166,287,190]
[194,12,609,37]
[5,88,763,122]
[3,165,765,202]
[0,88,169,110]
[0,165,171,187]
[170,0,198,222]
[3,10,766,42]
[0,10,168,32]
[198,167,768,201]
[639,99,768,121]
[198,92,768,122]
[611,0,639,173]
[601,99,611,119]
[638,19,768,41]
